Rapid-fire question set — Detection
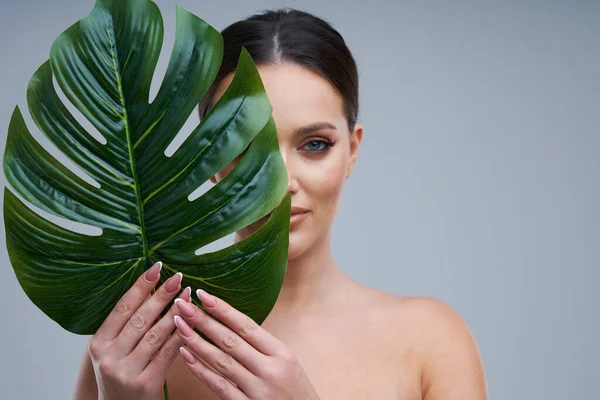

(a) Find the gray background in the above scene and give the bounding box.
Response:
[0,0,598,398]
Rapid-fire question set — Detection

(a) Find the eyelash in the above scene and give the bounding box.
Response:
[301,139,335,154]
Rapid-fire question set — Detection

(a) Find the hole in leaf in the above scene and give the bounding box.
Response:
[164,108,201,157]
[187,179,213,202]
[6,186,103,236]
[194,232,237,255]
[19,98,101,189]
[147,13,170,104]
[53,75,107,145]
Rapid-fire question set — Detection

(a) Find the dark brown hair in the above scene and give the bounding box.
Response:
[197,8,359,132]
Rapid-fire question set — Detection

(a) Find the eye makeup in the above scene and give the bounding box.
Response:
[300,139,335,154]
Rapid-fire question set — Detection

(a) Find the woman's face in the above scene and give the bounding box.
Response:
[209,63,362,260]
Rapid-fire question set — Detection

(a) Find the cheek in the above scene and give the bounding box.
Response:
[303,151,348,213]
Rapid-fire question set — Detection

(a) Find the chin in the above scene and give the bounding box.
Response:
[286,228,315,261]
[287,238,303,261]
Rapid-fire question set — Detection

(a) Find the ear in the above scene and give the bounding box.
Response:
[346,123,363,179]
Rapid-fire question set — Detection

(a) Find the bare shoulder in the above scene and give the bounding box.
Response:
[400,295,487,399]
[355,287,478,345]
[348,286,474,345]
[392,295,474,338]
[354,284,469,329]
[354,286,488,399]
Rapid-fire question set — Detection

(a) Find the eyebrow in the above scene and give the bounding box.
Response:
[294,122,337,136]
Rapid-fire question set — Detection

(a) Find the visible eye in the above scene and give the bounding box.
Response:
[300,139,334,154]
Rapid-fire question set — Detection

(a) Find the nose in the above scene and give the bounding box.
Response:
[280,148,299,196]
[286,168,299,195]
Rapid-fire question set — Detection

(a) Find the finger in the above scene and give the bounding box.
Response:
[95,261,163,342]
[174,316,257,392]
[112,271,183,355]
[142,327,185,381]
[179,346,250,400]
[174,298,268,375]
[140,333,185,382]
[127,286,192,370]
[196,289,283,356]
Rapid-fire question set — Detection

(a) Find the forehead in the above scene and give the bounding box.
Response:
[212,63,346,132]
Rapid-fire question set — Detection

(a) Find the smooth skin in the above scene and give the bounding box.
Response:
[72,62,488,399]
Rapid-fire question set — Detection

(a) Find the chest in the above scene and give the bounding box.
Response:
[167,319,422,399]
[284,327,421,399]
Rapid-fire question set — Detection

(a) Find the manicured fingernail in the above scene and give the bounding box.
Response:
[165,272,183,293]
[182,286,191,300]
[174,315,193,337]
[174,298,195,318]
[196,289,216,308]
[145,261,162,282]
[180,346,196,364]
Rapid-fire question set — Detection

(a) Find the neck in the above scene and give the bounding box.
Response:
[235,229,349,316]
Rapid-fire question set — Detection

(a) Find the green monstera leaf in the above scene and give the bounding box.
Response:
[3,0,291,336]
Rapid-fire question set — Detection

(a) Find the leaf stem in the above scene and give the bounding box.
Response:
[150,289,169,400]
[164,380,169,400]
[105,15,149,257]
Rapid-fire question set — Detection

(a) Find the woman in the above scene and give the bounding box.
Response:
[73,8,487,400]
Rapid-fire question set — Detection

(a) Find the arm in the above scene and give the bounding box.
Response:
[416,298,488,400]
[71,263,190,400]
[71,342,98,400]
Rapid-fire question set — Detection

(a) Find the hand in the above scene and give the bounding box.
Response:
[87,261,190,400]
[173,289,321,400]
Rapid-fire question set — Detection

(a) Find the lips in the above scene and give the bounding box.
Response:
[290,208,309,228]
[264,206,309,219]
[291,207,309,215]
